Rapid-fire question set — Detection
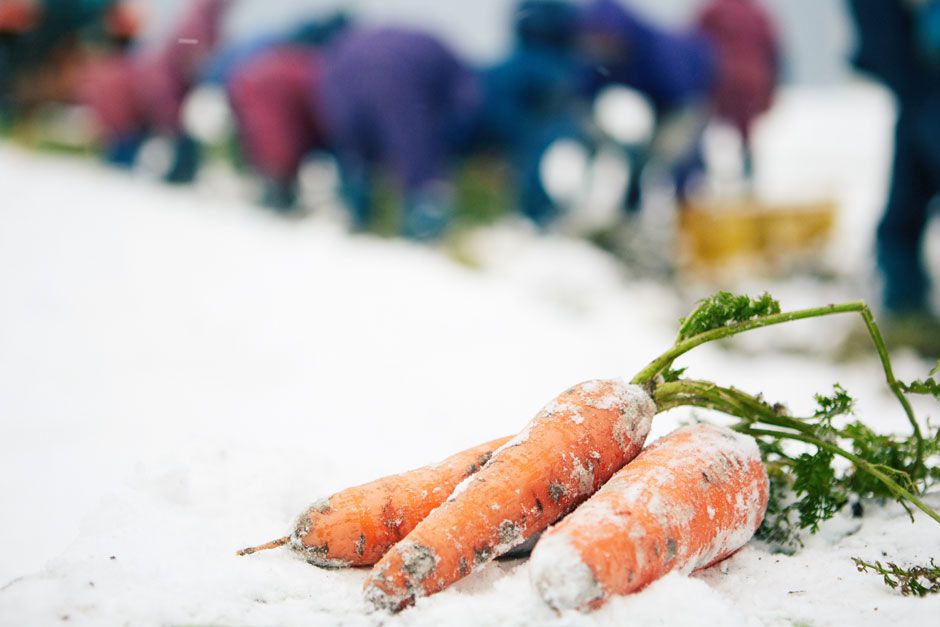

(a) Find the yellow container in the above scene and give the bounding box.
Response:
[679,198,837,279]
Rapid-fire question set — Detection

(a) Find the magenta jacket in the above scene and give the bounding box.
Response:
[134,0,229,134]
[697,0,779,138]
[227,46,324,184]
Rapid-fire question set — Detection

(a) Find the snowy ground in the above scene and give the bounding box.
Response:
[2,85,940,625]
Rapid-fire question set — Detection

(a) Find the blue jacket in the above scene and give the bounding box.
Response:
[847,0,940,104]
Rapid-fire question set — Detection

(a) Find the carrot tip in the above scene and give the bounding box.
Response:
[236,536,290,557]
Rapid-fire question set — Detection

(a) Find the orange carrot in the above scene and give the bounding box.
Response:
[238,436,511,567]
[363,379,655,611]
[529,423,769,611]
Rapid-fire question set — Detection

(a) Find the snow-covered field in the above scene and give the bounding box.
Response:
[2,85,940,625]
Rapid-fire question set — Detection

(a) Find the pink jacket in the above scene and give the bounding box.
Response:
[135,0,229,134]
[227,46,324,183]
[697,0,779,137]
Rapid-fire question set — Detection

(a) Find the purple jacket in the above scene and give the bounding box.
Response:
[697,0,779,136]
[578,0,716,114]
[135,0,229,134]
[227,46,324,184]
[317,27,480,192]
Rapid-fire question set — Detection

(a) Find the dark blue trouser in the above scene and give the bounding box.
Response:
[877,100,940,312]
[164,134,201,185]
[105,133,144,168]
[517,116,586,227]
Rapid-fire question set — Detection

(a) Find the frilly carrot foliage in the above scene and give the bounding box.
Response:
[675,291,781,341]
[853,558,940,597]
[637,292,940,550]
[901,361,940,398]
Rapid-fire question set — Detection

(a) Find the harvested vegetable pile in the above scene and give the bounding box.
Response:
[241,292,940,611]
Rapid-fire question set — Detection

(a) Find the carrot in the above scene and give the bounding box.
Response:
[363,379,655,611]
[529,423,769,611]
[237,436,511,567]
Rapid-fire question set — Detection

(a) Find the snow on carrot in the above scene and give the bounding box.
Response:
[238,436,511,567]
[363,379,655,611]
[529,423,768,611]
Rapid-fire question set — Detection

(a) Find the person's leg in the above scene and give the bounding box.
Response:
[260,177,298,211]
[318,71,378,229]
[337,157,373,229]
[623,146,648,214]
[672,141,705,207]
[877,111,933,313]
[739,123,755,183]
[0,36,13,121]
[519,144,556,227]
[664,103,711,207]
[518,116,585,227]
[401,181,454,241]
[105,131,144,168]
[164,133,201,184]
[383,108,453,241]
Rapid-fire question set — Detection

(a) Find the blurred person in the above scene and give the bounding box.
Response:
[318,27,480,240]
[203,12,349,211]
[68,2,140,164]
[134,0,229,183]
[21,0,114,60]
[847,0,940,353]
[76,48,140,165]
[0,0,39,117]
[77,0,228,180]
[577,0,716,211]
[226,45,326,211]
[2,0,126,111]
[474,0,589,226]
[202,10,350,87]
[696,0,779,181]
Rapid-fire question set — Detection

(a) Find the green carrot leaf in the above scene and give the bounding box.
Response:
[853,558,940,597]
[677,292,781,341]
[813,384,855,422]
[661,366,687,383]
[901,377,940,398]
[792,450,847,532]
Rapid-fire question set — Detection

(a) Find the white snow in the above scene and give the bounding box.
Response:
[1,84,940,625]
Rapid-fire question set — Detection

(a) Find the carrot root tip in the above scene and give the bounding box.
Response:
[530,534,605,611]
[236,536,290,557]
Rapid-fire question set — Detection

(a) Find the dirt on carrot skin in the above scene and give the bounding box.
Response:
[530,424,769,611]
[363,379,656,611]
[289,437,512,568]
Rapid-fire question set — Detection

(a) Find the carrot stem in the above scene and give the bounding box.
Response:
[655,379,815,436]
[633,301,925,479]
[236,536,290,556]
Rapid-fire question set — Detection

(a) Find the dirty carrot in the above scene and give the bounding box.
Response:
[237,436,511,567]
[530,423,768,611]
[363,379,655,611]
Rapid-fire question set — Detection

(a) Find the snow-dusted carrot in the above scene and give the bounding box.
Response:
[529,423,768,611]
[238,436,511,567]
[364,379,655,611]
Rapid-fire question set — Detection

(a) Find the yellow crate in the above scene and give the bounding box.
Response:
[679,198,837,279]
